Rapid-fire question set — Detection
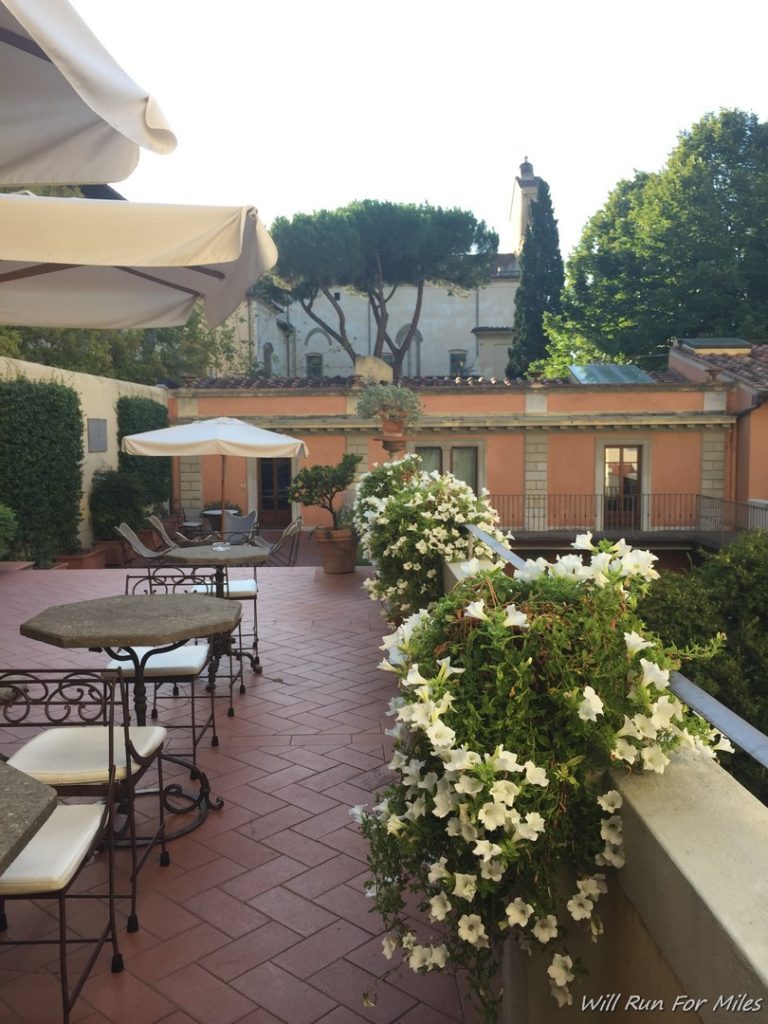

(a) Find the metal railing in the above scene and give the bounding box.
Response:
[487,493,768,540]
[464,523,768,771]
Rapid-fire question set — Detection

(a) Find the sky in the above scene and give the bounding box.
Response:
[71,0,768,261]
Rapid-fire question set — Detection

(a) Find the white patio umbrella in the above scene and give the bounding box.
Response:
[0,0,176,185]
[0,191,277,328]
[122,417,309,533]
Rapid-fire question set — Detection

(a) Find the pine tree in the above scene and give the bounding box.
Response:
[506,180,564,378]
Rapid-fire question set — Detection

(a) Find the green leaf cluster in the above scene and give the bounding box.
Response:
[355,383,422,427]
[287,453,362,530]
[0,504,18,558]
[639,531,768,801]
[555,109,768,363]
[0,377,83,564]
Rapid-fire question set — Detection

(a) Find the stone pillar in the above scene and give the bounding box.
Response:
[524,432,548,531]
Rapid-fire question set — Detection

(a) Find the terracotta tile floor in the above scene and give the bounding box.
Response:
[0,566,478,1024]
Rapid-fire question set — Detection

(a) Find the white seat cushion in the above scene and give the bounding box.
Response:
[0,804,104,894]
[104,644,210,678]
[8,725,167,784]
[190,581,257,599]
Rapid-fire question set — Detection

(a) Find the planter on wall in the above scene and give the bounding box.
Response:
[96,539,128,567]
[379,415,407,439]
[314,529,358,574]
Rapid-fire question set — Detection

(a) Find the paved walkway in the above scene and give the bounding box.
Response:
[0,566,476,1024]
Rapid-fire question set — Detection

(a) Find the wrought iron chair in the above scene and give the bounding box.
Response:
[123,568,242,723]
[221,509,258,543]
[0,668,169,937]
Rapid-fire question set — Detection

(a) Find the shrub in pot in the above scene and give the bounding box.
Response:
[355,383,422,436]
[288,453,362,573]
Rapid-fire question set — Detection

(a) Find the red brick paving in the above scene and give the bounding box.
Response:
[0,566,477,1023]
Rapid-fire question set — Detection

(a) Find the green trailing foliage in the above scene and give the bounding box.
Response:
[355,383,422,428]
[0,377,83,564]
[639,531,768,802]
[116,396,170,508]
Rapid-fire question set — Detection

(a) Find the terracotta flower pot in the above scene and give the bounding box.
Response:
[379,415,407,438]
[315,529,358,574]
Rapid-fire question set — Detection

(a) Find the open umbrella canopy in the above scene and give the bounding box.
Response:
[122,418,308,535]
[0,0,176,185]
[0,191,278,328]
[122,418,308,460]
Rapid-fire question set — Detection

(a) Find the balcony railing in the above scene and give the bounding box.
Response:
[487,492,768,541]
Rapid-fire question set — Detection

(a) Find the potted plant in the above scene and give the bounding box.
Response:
[288,453,362,573]
[355,383,422,438]
[88,469,147,566]
[356,534,730,1020]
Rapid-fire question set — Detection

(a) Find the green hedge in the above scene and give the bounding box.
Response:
[639,531,768,802]
[116,396,170,507]
[0,378,83,564]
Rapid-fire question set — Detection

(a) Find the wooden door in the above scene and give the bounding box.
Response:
[258,458,292,529]
[604,446,641,530]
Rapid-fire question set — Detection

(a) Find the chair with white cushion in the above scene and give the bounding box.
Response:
[0,672,145,1021]
[0,668,169,937]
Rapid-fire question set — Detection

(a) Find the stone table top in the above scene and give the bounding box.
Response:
[0,761,57,874]
[159,543,270,568]
[20,593,241,649]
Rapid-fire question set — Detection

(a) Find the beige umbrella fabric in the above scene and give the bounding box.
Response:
[122,417,309,534]
[0,0,176,185]
[0,191,278,328]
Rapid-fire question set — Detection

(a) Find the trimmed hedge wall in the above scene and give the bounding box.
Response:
[0,378,83,565]
[116,396,170,507]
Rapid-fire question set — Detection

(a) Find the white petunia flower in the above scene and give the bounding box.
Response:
[600,815,623,845]
[612,737,638,764]
[452,873,477,901]
[464,600,488,621]
[577,875,605,899]
[550,979,573,1007]
[381,934,398,960]
[478,801,507,831]
[428,892,452,922]
[524,760,549,787]
[443,747,482,771]
[601,843,626,868]
[572,531,594,551]
[408,944,430,971]
[473,839,503,862]
[503,604,529,629]
[489,780,519,806]
[436,656,465,679]
[404,663,431,688]
[547,952,575,987]
[491,747,524,774]
[632,713,658,740]
[505,897,534,927]
[617,715,644,740]
[640,657,670,690]
[596,790,623,813]
[651,696,682,729]
[427,857,450,883]
[711,731,735,753]
[565,892,593,925]
[428,944,448,969]
[349,804,365,823]
[454,774,484,796]
[480,858,504,881]
[641,744,670,774]
[457,913,489,947]
[514,557,548,582]
[426,721,456,749]
[577,685,605,722]
[532,914,558,944]
[624,630,654,656]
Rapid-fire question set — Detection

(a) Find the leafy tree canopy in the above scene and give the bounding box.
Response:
[552,109,768,365]
[270,200,498,380]
[527,314,627,380]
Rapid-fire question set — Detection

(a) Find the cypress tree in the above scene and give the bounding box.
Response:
[506,179,564,378]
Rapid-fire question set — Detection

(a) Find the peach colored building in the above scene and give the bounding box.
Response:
[166,341,768,547]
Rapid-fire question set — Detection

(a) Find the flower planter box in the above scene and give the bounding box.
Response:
[54,547,106,570]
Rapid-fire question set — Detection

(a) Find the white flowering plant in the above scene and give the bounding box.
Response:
[356,534,728,1021]
[353,458,507,622]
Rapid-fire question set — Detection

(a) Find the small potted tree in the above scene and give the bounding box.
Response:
[288,453,362,573]
[355,383,422,438]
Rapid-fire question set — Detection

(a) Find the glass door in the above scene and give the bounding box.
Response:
[258,458,292,529]
[604,446,641,529]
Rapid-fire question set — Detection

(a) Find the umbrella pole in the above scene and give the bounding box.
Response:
[220,455,226,539]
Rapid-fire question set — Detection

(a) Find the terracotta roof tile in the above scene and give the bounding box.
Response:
[689,344,768,392]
